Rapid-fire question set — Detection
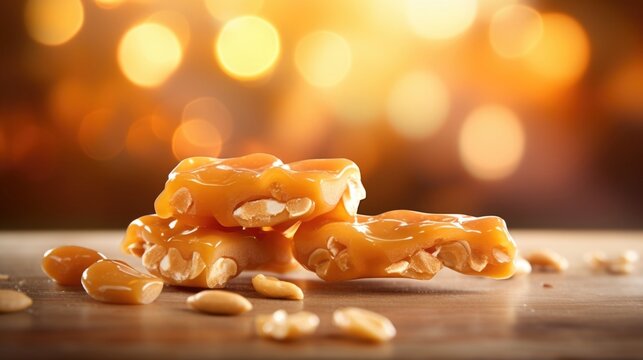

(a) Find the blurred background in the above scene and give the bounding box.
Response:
[0,0,641,229]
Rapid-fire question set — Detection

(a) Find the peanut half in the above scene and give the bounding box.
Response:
[187,290,252,315]
[524,249,569,273]
[252,274,304,300]
[585,250,639,275]
[512,256,533,276]
[332,307,396,343]
[0,289,33,313]
[255,310,320,341]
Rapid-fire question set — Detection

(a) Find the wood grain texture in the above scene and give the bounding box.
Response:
[0,230,642,359]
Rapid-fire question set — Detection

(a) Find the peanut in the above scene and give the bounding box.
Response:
[332,307,396,343]
[252,274,304,300]
[512,256,532,276]
[187,290,252,315]
[255,310,319,341]
[0,289,33,313]
[524,249,569,273]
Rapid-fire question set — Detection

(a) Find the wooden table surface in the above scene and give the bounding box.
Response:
[1,230,642,359]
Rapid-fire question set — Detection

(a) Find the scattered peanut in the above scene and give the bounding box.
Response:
[255,310,320,341]
[41,245,106,286]
[332,307,396,343]
[586,250,639,275]
[0,289,33,313]
[187,290,252,315]
[512,256,532,276]
[81,259,163,305]
[524,249,569,273]
[252,274,304,300]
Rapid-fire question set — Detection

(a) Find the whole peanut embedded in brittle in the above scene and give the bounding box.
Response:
[233,197,315,228]
[154,153,366,229]
[122,215,298,289]
[81,259,163,305]
[42,246,106,286]
[293,210,517,281]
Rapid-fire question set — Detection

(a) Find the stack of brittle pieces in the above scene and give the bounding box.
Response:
[122,153,517,288]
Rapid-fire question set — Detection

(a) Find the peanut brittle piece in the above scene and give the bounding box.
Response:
[122,214,298,288]
[293,210,517,281]
[154,153,366,229]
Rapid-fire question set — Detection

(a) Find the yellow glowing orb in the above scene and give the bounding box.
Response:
[407,0,478,40]
[489,5,543,58]
[205,0,264,22]
[295,31,352,88]
[172,119,222,160]
[215,16,280,80]
[387,71,450,139]
[526,13,590,87]
[25,0,84,46]
[458,105,525,180]
[118,23,183,88]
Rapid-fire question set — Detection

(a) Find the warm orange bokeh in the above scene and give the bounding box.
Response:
[0,0,641,229]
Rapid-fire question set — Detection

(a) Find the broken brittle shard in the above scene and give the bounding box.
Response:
[154,153,366,229]
[121,214,298,288]
[293,210,517,281]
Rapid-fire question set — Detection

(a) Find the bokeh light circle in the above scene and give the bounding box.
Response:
[25,0,84,46]
[406,0,478,40]
[458,105,525,180]
[295,31,352,88]
[171,119,223,160]
[215,16,281,80]
[387,71,450,139]
[489,5,543,58]
[118,22,183,88]
[525,13,590,87]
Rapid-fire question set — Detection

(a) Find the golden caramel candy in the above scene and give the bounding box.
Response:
[41,245,106,286]
[293,210,517,281]
[122,214,299,288]
[81,259,163,305]
[154,153,365,229]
